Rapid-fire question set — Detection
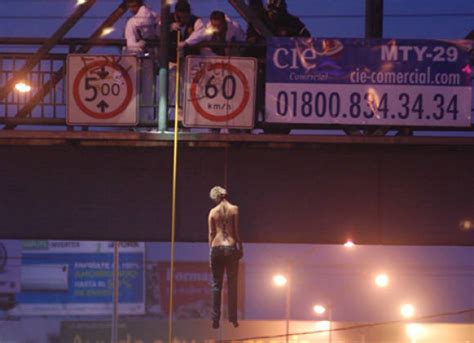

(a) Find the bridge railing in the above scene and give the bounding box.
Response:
[0,52,67,125]
[0,38,473,134]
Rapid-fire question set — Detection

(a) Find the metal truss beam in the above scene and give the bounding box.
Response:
[228,0,273,38]
[3,1,128,130]
[0,0,97,103]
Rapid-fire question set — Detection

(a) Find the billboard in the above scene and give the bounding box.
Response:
[146,261,244,320]
[0,240,21,294]
[266,38,472,127]
[13,240,145,315]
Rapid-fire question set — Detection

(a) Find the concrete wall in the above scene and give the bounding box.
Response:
[0,143,473,245]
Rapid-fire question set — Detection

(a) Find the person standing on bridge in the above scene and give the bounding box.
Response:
[169,0,204,61]
[208,186,243,329]
[266,0,310,37]
[179,10,246,56]
[124,0,160,124]
[124,0,160,56]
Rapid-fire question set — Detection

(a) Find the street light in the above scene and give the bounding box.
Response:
[313,304,326,315]
[406,323,425,343]
[374,273,389,288]
[273,273,290,343]
[460,219,473,231]
[313,303,332,343]
[344,240,355,248]
[14,82,31,93]
[400,304,415,319]
[101,27,115,37]
[273,274,288,287]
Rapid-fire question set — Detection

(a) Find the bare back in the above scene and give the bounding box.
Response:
[208,200,240,248]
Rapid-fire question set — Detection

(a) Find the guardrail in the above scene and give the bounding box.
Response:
[0,38,154,128]
[0,52,67,125]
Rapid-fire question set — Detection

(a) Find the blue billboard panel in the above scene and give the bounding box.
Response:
[0,240,21,294]
[13,241,144,315]
[266,38,472,127]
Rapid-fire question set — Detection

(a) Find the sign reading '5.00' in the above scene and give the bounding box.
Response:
[67,54,138,126]
[184,56,257,129]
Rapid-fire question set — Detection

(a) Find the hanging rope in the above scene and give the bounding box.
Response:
[168,30,181,343]
[224,143,229,190]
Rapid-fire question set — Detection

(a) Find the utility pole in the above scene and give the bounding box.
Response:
[158,0,171,132]
[365,0,384,38]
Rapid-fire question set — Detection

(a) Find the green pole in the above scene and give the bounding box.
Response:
[158,0,171,132]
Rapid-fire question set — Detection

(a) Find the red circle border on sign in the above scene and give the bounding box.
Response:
[190,62,250,122]
[73,60,133,120]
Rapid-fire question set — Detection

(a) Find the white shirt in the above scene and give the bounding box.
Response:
[184,16,245,56]
[171,17,205,40]
[124,5,160,55]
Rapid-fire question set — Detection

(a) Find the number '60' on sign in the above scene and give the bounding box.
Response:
[184,57,257,129]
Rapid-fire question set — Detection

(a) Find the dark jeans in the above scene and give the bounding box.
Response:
[210,245,239,323]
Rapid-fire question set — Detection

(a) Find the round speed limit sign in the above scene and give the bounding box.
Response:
[184,56,257,129]
[67,55,138,125]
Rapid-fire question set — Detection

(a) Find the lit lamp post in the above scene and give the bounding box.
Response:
[273,274,290,343]
[343,239,355,248]
[406,323,424,343]
[401,304,418,343]
[313,304,332,343]
[400,304,415,319]
[374,273,390,288]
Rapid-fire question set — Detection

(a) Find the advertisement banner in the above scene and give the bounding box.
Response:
[14,241,145,315]
[146,262,244,319]
[266,37,472,127]
[0,240,21,293]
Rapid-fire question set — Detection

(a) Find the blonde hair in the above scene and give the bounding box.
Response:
[209,186,227,202]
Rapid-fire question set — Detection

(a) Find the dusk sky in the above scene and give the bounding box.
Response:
[0,0,473,40]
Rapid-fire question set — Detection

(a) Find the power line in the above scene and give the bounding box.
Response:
[223,308,474,342]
